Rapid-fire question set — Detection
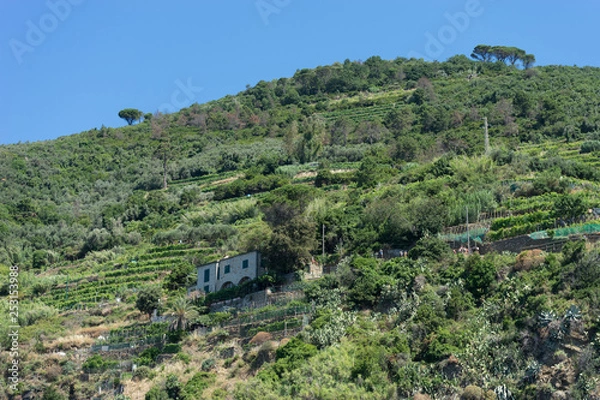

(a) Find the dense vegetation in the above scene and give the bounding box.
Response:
[2,51,600,399]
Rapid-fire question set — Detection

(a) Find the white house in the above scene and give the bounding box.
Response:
[193,251,262,294]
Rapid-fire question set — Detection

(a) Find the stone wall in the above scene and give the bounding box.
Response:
[480,233,600,255]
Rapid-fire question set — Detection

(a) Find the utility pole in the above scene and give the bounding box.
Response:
[483,116,490,155]
[322,224,325,259]
[466,206,471,254]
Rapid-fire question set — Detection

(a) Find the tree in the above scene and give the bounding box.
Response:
[355,156,390,188]
[329,117,353,146]
[553,194,587,221]
[296,116,325,163]
[118,108,143,125]
[470,44,492,62]
[151,112,172,190]
[522,53,536,69]
[408,236,452,262]
[506,47,526,66]
[166,296,199,332]
[136,286,161,319]
[262,216,316,274]
[470,45,535,69]
[163,262,194,291]
[463,255,497,302]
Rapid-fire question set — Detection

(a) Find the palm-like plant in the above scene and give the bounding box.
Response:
[167,296,199,332]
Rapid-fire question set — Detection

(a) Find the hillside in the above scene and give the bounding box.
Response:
[2,54,600,399]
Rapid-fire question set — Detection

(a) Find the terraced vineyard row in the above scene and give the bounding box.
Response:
[44,244,219,309]
[318,103,399,123]
[169,171,238,187]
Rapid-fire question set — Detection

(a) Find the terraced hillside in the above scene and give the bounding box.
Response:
[3,56,600,399]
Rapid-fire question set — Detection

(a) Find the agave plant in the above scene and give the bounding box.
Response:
[538,310,557,327]
[562,304,581,332]
[494,385,515,400]
[523,360,541,383]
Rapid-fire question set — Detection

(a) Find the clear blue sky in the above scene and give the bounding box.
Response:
[1,0,599,145]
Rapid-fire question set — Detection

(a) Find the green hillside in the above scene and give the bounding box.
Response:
[2,53,600,399]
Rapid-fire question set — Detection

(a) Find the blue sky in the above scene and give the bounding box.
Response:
[1,0,599,145]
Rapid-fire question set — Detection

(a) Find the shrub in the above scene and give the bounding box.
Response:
[580,140,600,154]
[162,343,181,354]
[82,354,117,372]
[144,386,169,400]
[135,347,161,366]
[165,374,181,400]
[463,255,497,302]
[272,337,317,377]
[182,372,215,399]
[175,352,191,364]
[514,249,545,272]
[201,358,216,371]
[572,250,600,290]
[348,256,389,308]
[461,385,485,400]
[420,328,461,362]
[42,386,66,400]
[18,302,58,326]
[562,239,586,265]
[408,236,452,262]
[132,366,155,381]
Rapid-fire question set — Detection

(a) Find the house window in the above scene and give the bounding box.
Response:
[224,264,231,274]
[242,259,249,269]
[204,285,210,293]
[217,266,220,280]
[203,269,210,283]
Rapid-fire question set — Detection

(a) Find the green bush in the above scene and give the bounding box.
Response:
[420,327,462,362]
[408,236,452,262]
[82,354,118,372]
[175,352,191,364]
[165,374,181,400]
[135,347,161,366]
[132,365,155,381]
[144,386,169,400]
[271,337,317,378]
[348,256,389,308]
[182,372,215,399]
[213,174,289,200]
[580,140,600,154]
[463,255,497,302]
[162,343,181,354]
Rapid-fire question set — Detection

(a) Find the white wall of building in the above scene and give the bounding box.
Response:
[194,251,261,293]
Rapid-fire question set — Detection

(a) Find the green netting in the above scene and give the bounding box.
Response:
[529,223,600,240]
[439,227,488,244]
[528,231,549,240]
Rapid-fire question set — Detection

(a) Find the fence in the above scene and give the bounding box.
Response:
[439,227,488,245]
[529,223,600,240]
[90,336,165,353]
[195,305,313,339]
